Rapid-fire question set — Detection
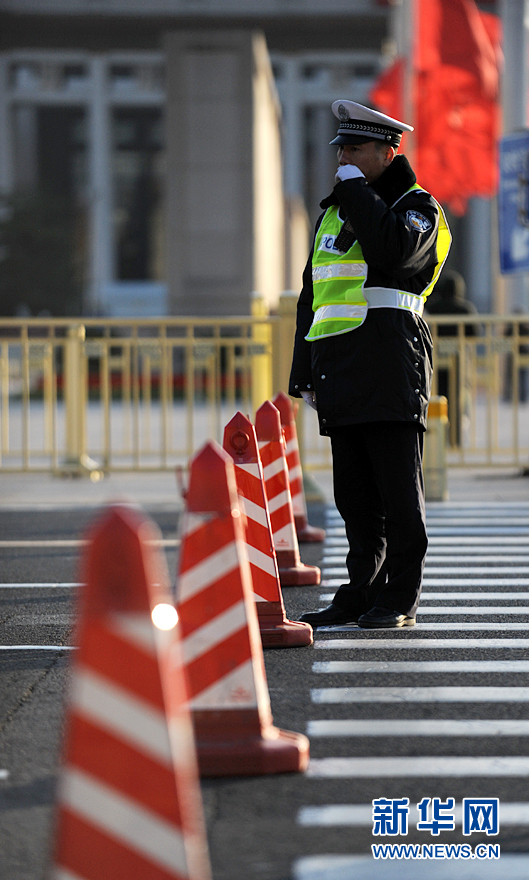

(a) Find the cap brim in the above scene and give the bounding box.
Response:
[329,134,377,146]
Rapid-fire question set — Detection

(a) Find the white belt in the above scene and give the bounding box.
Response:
[364,287,425,317]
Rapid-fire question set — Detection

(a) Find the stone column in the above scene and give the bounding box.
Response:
[164,29,285,316]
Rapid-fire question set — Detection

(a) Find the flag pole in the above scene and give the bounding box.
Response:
[392,0,416,165]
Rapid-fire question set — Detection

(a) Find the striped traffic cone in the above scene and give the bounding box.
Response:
[223,411,313,648]
[51,504,211,880]
[176,441,310,776]
[272,391,326,543]
[255,401,321,587]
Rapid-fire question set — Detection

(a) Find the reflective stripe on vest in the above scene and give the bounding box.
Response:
[307,207,367,340]
[306,182,451,341]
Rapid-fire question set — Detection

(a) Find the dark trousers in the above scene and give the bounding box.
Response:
[328,421,427,619]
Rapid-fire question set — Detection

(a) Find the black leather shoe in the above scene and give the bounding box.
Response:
[299,603,358,628]
[358,606,416,629]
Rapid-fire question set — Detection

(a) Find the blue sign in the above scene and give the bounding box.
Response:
[499,131,529,274]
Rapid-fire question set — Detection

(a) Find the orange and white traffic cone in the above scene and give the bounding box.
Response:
[255,401,320,587]
[273,391,326,543]
[51,504,211,880]
[223,411,313,648]
[176,441,310,776]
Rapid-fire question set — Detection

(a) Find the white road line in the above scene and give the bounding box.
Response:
[316,603,529,615]
[327,527,529,537]
[314,637,529,649]
[326,525,529,536]
[325,530,529,553]
[0,539,178,548]
[426,567,529,575]
[0,645,76,651]
[322,565,529,584]
[423,555,529,561]
[293,853,529,880]
[313,622,529,631]
[426,518,529,526]
[326,516,529,524]
[326,511,529,518]
[322,554,529,565]
[323,551,529,561]
[313,659,529,673]
[319,592,529,602]
[0,583,81,589]
[307,719,529,737]
[0,540,88,548]
[428,536,529,544]
[327,506,529,513]
[326,510,529,520]
[423,579,529,587]
[321,576,529,587]
[297,801,529,825]
[325,536,529,547]
[419,592,529,600]
[425,502,529,508]
[430,528,529,535]
[307,756,529,777]
[312,686,529,703]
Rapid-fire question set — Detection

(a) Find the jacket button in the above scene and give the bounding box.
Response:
[307,384,311,389]
[415,388,420,394]
[321,374,326,380]
[322,418,327,424]
[414,414,418,419]
[294,384,299,389]
[413,336,418,342]
[414,362,419,368]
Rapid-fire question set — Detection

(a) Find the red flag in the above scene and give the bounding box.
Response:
[370,57,405,121]
[418,0,499,96]
[369,0,501,215]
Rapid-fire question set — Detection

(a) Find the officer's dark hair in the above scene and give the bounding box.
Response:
[372,139,396,156]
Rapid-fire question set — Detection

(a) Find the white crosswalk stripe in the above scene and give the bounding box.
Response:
[294,854,529,879]
[293,501,529,878]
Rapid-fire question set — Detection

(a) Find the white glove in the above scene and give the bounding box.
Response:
[335,164,365,184]
[301,390,317,411]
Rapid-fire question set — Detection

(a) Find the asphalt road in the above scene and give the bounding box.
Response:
[3,497,529,880]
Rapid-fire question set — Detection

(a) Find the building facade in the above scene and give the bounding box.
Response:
[0,1,392,316]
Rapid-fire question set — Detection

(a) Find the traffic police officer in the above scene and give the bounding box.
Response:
[290,100,451,628]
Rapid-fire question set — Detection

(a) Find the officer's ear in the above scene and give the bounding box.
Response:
[383,145,396,167]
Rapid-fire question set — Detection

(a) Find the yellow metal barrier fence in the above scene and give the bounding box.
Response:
[297,313,529,472]
[2,309,529,474]
[0,311,280,474]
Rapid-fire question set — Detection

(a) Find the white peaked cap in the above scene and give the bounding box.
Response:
[330,100,414,147]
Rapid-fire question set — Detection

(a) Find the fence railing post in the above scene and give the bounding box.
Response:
[250,291,273,416]
[275,290,310,470]
[274,290,298,396]
[60,322,102,479]
[424,395,449,501]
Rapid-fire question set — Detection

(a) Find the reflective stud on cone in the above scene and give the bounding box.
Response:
[223,411,313,648]
[255,401,321,587]
[272,391,326,543]
[51,504,212,880]
[176,441,310,776]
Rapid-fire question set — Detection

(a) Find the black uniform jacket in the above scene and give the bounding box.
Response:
[288,155,444,435]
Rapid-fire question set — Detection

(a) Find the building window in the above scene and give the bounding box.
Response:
[112,107,165,282]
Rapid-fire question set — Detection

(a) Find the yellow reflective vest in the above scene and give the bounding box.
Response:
[306,183,451,342]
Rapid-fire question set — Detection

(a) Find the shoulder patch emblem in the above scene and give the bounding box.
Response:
[406,210,432,233]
